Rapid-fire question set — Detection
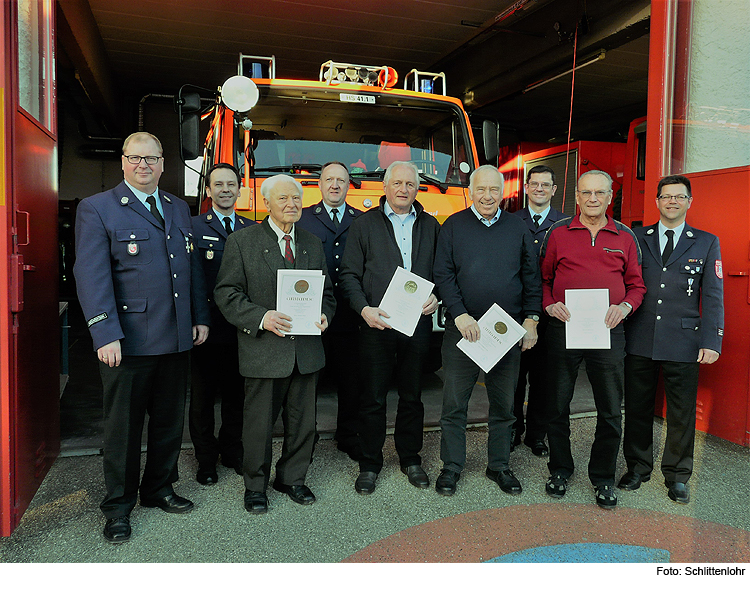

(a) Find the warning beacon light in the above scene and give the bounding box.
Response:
[220,75,260,113]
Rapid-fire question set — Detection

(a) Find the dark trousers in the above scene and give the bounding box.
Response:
[99,352,189,518]
[440,322,521,473]
[189,342,245,468]
[546,320,625,486]
[514,319,550,442]
[320,330,360,446]
[623,354,700,483]
[358,325,430,473]
[242,366,317,492]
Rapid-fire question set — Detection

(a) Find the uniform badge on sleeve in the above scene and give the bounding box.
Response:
[127,241,139,256]
[715,260,723,279]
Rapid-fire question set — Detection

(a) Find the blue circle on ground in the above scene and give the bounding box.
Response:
[487,543,670,563]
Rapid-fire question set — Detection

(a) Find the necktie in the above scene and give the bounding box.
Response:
[332,208,340,229]
[146,195,164,227]
[223,217,233,235]
[662,229,674,265]
[283,234,294,265]
[532,214,541,229]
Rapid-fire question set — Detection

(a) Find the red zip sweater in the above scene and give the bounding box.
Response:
[540,215,646,312]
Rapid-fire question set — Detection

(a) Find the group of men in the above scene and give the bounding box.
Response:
[74,132,723,544]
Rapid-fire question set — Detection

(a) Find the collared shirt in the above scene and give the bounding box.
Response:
[470,203,502,227]
[125,180,164,219]
[384,201,416,271]
[322,202,344,224]
[658,221,685,255]
[267,217,295,258]
[213,208,236,232]
[528,205,551,225]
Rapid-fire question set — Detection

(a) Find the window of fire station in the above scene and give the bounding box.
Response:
[668,0,750,174]
[17,0,55,132]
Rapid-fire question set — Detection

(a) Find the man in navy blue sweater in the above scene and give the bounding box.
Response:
[433,165,542,496]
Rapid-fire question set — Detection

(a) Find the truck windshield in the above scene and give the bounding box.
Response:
[237,85,473,185]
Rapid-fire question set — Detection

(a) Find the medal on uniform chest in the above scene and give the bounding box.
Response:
[206,250,214,260]
[185,236,191,253]
[127,241,139,256]
[687,278,694,296]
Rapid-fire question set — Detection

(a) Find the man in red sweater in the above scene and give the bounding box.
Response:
[540,170,645,509]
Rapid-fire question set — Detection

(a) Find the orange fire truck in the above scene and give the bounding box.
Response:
[178,54,497,222]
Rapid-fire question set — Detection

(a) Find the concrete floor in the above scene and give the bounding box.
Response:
[1,416,748,564]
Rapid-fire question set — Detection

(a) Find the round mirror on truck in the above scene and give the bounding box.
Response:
[221,76,259,112]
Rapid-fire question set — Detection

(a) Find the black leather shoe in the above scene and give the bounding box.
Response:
[244,490,268,514]
[665,480,690,504]
[525,439,549,457]
[486,468,522,495]
[546,474,567,498]
[272,482,316,505]
[102,516,131,544]
[196,466,218,486]
[435,469,460,496]
[355,471,378,495]
[401,464,430,489]
[618,471,650,490]
[140,493,194,514]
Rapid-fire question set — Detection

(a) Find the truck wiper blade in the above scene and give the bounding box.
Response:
[418,173,448,194]
[252,163,323,174]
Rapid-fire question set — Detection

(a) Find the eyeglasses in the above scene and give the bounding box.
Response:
[577,190,611,198]
[658,194,690,203]
[124,155,163,165]
[473,187,501,196]
[527,181,553,189]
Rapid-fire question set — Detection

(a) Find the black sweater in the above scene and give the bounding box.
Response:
[339,196,440,327]
[433,208,542,323]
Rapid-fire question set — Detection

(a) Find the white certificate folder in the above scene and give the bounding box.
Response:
[457,303,527,373]
[565,288,611,349]
[378,267,435,338]
[276,269,325,335]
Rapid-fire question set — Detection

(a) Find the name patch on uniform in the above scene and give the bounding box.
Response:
[87,313,108,327]
[715,260,723,279]
[202,235,220,241]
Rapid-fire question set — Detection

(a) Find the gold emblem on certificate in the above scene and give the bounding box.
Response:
[494,322,508,335]
[404,280,418,294]
[294,280,310,293]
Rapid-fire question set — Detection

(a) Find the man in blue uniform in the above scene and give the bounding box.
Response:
[619,174,723,504]
[297,162,362,459]
[190,163,252,485]
[74,132,210,544]
[512,165,568,456]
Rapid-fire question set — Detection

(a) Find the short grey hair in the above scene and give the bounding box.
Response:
[260,174,303,199]
[469,164,504,191]
[577,170,613,190]
[122,132,163,155]
[384,161,420,186]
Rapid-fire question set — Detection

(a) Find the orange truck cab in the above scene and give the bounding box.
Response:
[180,55,494,225]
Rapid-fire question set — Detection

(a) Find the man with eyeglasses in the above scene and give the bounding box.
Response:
[619,175,723,504]
[512,165,568,457]
[190,163,252,486]
[297,162,363,460]
[540,170,645,509]
[74,132,211,543]
[433,165,541,496]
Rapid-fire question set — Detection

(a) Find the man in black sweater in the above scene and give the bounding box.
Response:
[433,165,542,496]
[339,161,440,495]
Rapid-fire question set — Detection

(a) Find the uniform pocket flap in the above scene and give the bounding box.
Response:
[681,317,701,330]
[115,229,150,242]
[116,298,147,313]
